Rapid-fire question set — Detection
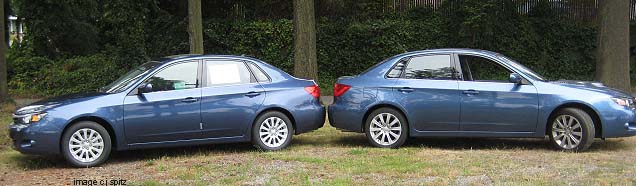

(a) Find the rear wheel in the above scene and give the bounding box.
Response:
[365,108,408,148]
[252,111,294,151]
[549,108,595,152]
[61,121,112,167]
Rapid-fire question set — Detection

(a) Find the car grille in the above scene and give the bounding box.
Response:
[12,114,25,124]
[12,117,20,124]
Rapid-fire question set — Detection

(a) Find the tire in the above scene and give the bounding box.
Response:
[61,121,112,167]
[252,111,294,151]
[365,107,408,148]
[548,108,595,152]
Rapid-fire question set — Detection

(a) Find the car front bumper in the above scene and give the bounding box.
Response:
[8,122,60,155]
[601,108,636,138]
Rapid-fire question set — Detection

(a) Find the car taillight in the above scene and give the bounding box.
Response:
[333,83,351,97]
[304,84,320,98]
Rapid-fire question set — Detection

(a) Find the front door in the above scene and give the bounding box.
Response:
[457,54,539,132]
[123,61,202,144]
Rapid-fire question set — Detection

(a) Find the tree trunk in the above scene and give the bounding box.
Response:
[188,0,204,54]
[293,0,318,80]
[596,0,631,92]
[0,0,7,102]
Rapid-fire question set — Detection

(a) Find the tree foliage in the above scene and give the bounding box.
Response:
[8,0,599,96]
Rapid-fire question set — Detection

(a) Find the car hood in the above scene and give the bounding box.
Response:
[29,92,110,108]
[548,80,632,98]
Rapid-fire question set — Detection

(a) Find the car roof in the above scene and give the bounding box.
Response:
[403,48,502,56]
[157,54,264,63]
[159,49,499,62]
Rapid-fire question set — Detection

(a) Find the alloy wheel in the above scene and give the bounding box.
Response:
[259,117,289,148]
[551,115,583,149]
[68,128,105,163]
[369,113,402,146]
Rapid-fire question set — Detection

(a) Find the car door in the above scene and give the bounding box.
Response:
[123,60,202,144]
[200,60,265,139]
[393,54,461,131]
[457,54,539,132]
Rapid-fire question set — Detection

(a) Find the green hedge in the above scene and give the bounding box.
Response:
[204,19,295,73]
[316,9,448,89]
[195,7,596,94]
[8,5,598,96]
[9,53,124,96]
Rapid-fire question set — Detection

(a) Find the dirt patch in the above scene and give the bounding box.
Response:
[456,175,493,186]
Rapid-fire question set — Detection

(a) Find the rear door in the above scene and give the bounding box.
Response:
[200,60,266,138]
[393,54,461,131]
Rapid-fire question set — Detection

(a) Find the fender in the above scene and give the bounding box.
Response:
[62,113,127,151]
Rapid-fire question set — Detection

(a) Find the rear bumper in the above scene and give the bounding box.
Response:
[8,122,61,155]
[328,102,364,133]
[294,102,325,134]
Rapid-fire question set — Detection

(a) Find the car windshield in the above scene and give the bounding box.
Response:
[499,55,547,81]
[100,62,161,93]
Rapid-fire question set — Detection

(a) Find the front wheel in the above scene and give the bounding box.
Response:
[61,121,112,167]
[252,111,294,151]
[549,108,595,152]
[365,108,408,148]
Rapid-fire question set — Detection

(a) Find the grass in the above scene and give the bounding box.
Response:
[0,101,635,185]
[1,102,15,150]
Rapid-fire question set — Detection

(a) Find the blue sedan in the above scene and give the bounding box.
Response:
[9,55,325,167]
[328,49,636,151]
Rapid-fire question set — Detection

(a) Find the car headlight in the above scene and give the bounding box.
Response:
[611,97,635,109]
[14,113,47,124]
[13,105,48,124]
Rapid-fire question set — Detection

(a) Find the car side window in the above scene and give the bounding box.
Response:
[404,55,455,80]
[247,62,270,82]
[386,60,406,78]
[206,61,254,86]
[459,55,512,82]
[145,62,199,93]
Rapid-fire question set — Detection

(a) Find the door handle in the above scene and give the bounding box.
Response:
[398,87,414,93]
[181,97,198,103]
[245,91,261,97]
[463,89,480,95]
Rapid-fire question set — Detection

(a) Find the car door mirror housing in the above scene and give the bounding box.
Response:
[138,83,153,94]
[509,73,523,84]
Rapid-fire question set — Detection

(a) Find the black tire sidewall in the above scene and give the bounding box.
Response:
[61,121,112,167]
[548,108,595,152]
[252,111,294,151]
[365,108,408,148]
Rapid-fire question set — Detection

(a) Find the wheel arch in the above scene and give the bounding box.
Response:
[252,107,297,136]
[61,116,118,153]
[546,102,602,138]
[361,103,409,133]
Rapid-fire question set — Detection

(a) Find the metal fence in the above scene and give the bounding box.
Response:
[380,0,636,22]
[222,0,636,22]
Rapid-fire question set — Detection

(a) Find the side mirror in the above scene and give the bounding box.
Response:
[138,83,153,94]
[509,73,523,84]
